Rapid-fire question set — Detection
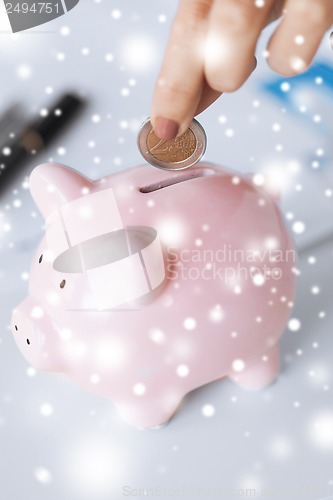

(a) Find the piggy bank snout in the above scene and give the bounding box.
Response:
[12,298,63,371]
[12,306,34,350]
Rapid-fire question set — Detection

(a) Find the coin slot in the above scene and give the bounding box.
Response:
[139,168,215,193]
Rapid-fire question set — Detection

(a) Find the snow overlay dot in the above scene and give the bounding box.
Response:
[111,9,122,19]
[310,412,333,450]
[176,365,189,377]
[209,304,224,323]
[252,273,265,286]
[232,359,245,372]
[34,467,52,484]
[294,35,305,45]
[149,328,166,344]
[292,221,305,234]
[60,26,70,36]
[253,173,265,186]
[17,64,32,80]
[30,306,44,319]
[202,404,215,417]
[281,82,290,92]
[183,317,196,331]
[133,383,146,396]
[40,404,53,417]
[288,318,301,332]
[90,374,100,384]
[290,56,306,72]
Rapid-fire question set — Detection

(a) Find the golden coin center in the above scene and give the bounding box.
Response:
[146,128,196,164]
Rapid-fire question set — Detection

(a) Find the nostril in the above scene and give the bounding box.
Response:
[60,279,66,289]
[14,325,18,331]
[26,339,30,345]
[39,254,43,264]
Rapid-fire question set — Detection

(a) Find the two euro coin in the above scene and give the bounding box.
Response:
[138,118,206,171]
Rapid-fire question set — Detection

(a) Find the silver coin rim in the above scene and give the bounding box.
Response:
[137,118,207,171]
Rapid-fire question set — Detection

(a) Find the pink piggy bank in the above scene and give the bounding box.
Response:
[11,162,296,428]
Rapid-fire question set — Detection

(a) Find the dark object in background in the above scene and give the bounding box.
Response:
[0,104,25,146]
[4,0,80,34]
[0,93,84,196]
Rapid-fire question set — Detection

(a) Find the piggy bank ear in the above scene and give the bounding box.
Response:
[29,163,94,219]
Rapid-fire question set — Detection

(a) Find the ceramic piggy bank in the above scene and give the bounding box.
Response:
[12,162,296,428]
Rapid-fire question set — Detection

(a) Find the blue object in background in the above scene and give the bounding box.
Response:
[264,62,333,136]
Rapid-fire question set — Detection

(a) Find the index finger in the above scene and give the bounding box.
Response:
[150,0,213,140]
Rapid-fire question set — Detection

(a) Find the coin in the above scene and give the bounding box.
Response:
[137,118,206,170]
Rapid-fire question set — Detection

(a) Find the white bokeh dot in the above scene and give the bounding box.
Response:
[149,328,166,344]
[281,82,290,92]
[252,272,266,286]
[253,173,265,186]
[309,412,333,450]
[111,9,122,19]
[183,317,196,331]
[294,34,305,45]
[2,147,11,156]
[30,306,44,319]
[90,374,100,384]
[202,404,215,417]
[60,26,70,36]
[176,365,189,377]
[292,221,305,234]
[232,359,245,372]
[288,318,301,332]
[34,467,52,484]
[17,64,32,80]
[40,403,53,417]
[268,436,294,459]
[133,383,146,396]
[209,304,224,323]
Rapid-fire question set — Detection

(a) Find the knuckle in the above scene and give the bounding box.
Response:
[158,78,193,101]
[217,0,257,32]
[174,0,211,34]
[189,0,212,21]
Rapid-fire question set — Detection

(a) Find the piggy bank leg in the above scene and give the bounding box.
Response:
[229,343,280,390]
[114,394,183,429]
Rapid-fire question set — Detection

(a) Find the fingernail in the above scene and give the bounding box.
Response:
[154,117,179,141]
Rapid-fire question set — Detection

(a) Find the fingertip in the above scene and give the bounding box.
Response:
[153,116,179,141]
[267,55,309,77]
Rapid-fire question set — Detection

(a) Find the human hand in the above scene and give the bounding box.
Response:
[150,0,333,140]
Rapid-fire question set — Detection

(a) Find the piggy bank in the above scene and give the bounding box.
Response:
[11,162,296,428]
